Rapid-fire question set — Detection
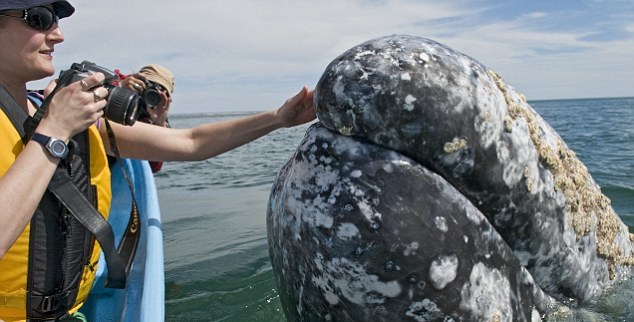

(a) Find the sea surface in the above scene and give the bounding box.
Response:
[158,97,634,321]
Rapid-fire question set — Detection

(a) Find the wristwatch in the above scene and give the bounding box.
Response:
[31,133,69,159]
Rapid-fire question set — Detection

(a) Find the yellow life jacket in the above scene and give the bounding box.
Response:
[0,108,112,321]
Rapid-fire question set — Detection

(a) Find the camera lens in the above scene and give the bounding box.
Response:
[105,87,142,126]
[142,88,162,108]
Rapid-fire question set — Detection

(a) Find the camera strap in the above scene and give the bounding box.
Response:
[28,68,76,136]
[0,85,139,289]
[103,118,142,286]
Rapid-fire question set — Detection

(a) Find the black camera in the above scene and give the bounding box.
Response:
[58,61,142,126]
[140,79,165,108]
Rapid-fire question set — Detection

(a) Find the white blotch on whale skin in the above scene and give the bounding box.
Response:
[312,171,337,195]
[354,50,375,60]
[312,255,402,305]
[435,216,448,232]
[403,241,419,256]
[401,72,411,81]
[296,282,304,316]
[429,254,459,290]
[304,195,333,228]
[388,160,411,171]
[497,116,539,189]
[419,52,430,63]
[463,205,483,224]
[348,182,365,197]
[406,299,442,321]
[382,163,395,173]
[337,223,360,240]
[473,83,505,150]
[357,199,382,222]
[319,155,333,165]
[460,262,512,321]
[350,170,363,178]
[496,139,523,188]
[404,94,417,111]
[284,157,340,233]
[312,253,341,305]
[312,276,340,305]
[333,76,346,100]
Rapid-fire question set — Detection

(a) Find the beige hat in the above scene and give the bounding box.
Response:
[138,64,174,94]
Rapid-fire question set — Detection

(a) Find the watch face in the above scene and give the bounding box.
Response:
[50,141,66,155]
[32,133,68,159]
[48,139,68,158]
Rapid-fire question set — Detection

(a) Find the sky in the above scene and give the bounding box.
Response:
[27,0,634,114]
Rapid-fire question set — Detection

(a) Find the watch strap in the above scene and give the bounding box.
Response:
[31,132,68,159]
[31,132,50,146]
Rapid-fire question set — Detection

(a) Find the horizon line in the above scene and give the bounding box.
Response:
[169,96,633,117]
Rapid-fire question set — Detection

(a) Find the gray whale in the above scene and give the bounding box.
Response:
[267,35,634,321]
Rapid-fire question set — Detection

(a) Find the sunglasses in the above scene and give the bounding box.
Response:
[0,6,59,31]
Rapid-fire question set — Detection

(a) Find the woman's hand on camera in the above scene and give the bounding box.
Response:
[121,74,147,93]
[37,73,108,141]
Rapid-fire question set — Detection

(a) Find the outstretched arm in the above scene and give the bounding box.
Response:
[102,86,316,161]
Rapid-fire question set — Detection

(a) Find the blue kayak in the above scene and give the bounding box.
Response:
[80,159,165,321]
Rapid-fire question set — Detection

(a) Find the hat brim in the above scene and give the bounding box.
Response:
[0,1,75,19]
[52,1,75,19]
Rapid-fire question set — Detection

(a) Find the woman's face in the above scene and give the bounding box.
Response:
[0,6,65,84]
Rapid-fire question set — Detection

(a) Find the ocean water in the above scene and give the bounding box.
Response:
[158,97,634,321]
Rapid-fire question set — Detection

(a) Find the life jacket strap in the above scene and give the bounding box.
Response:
[48,167,131,288]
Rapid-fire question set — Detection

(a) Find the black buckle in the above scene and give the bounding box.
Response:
[40,295,57,312]
[39,292,68,313]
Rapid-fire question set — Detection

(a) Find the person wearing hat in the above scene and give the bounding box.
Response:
[119,64,175,128]
[0,1,315,321]
[118,64,175,172]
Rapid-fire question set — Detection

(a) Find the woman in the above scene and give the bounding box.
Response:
[118,63,175,173]
[119,63,175,128]
[0,1,315,320]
